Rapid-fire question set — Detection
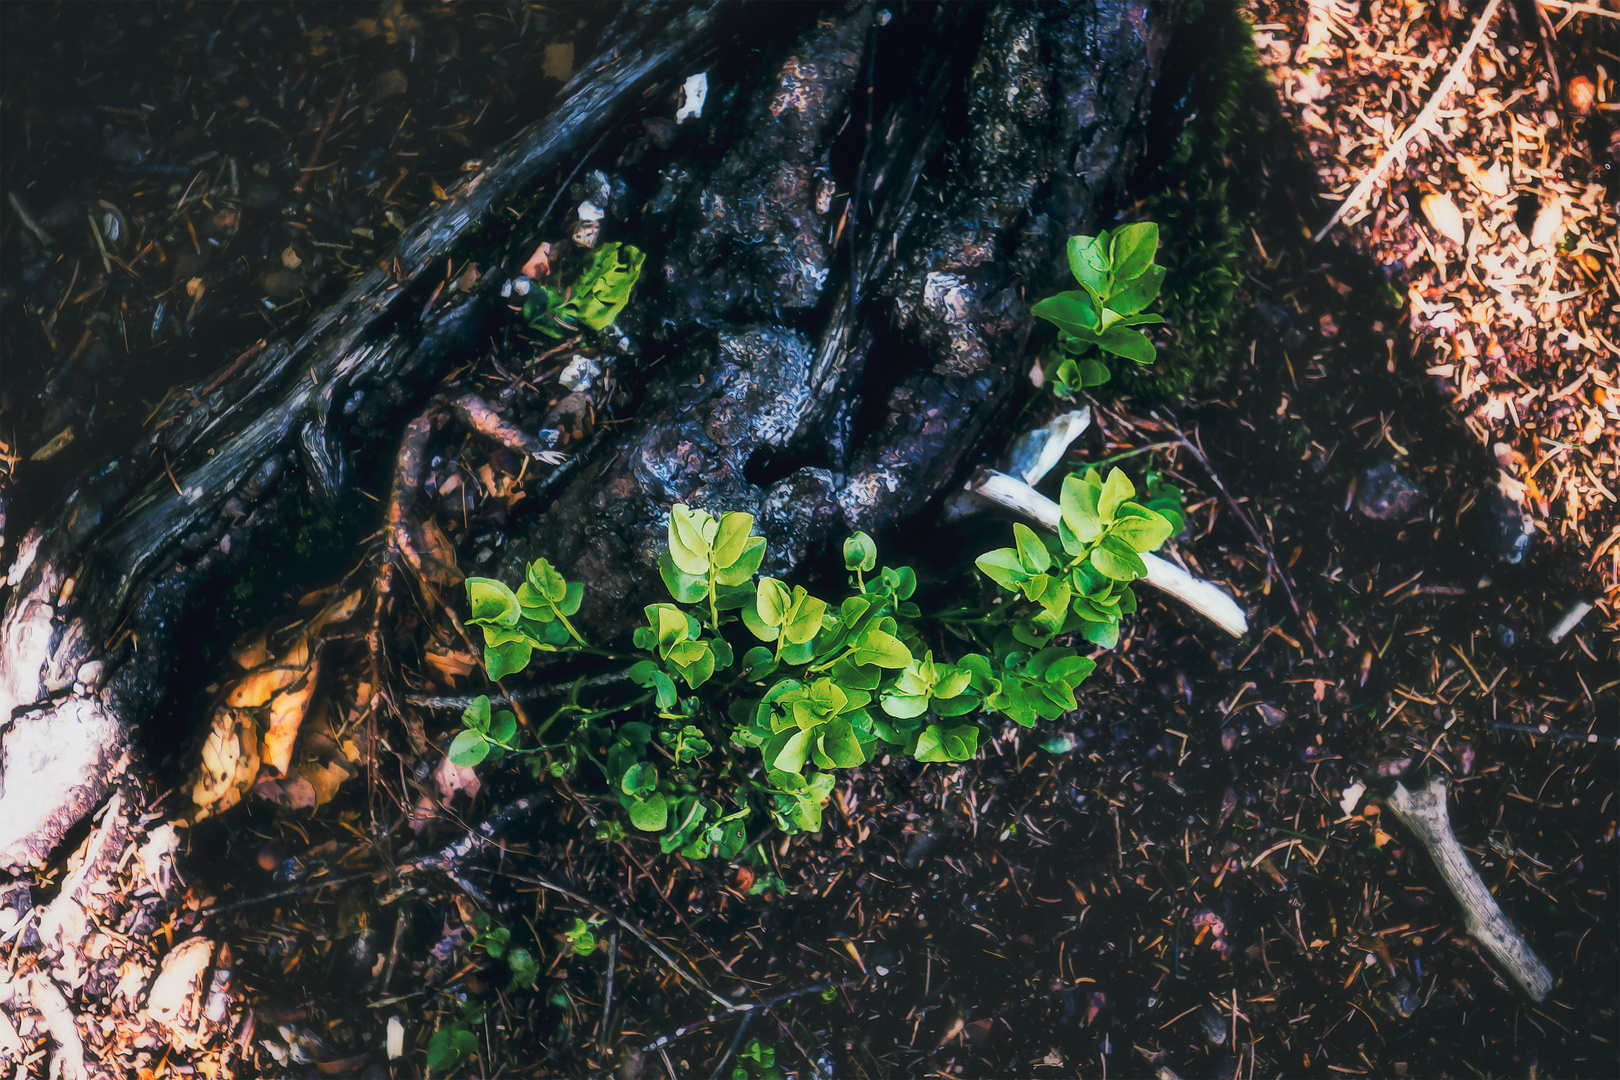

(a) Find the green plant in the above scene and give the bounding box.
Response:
[1123,1,1273,399]
[560,916,604,957]
[425,1000,482,1074]
[1032,223,1166,396]
[523,242,645,337]
[732,1037,785,1080]
[468,911,541,991]
[455,473,1179,854]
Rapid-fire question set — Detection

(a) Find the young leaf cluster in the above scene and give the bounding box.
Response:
[1031,224,1166,397]
[975,467,1176,651]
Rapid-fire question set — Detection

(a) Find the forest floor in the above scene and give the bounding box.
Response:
[2,3,1616,1079]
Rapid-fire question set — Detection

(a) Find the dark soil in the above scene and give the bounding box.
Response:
[3,4,1614,1079]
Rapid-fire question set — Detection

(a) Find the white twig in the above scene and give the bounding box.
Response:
[1311,0,1503,243]
[1546,601,1592,645]
[0,974,90,1080]
[1385,776,1555,1002]
[966,470,1248,638]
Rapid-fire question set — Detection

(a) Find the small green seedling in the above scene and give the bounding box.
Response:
[1033,223,1166,395]
[524,242,645,337]
[425,1000,482,1074]
[732,1037,785,1080]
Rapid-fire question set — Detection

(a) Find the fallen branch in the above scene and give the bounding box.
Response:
[1385,776,1556,1002]
[967,469,1249,638]
[1311,0,1503,243]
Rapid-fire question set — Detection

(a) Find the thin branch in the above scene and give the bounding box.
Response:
[1311,0,1503,243]
[504,870,744,1016]
[1385,776,1555,1001]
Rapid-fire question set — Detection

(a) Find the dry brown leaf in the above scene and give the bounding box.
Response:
[297,758,352,807]
[433,752,482,804]
[146,937,214,1030]
[417,516,464,588]
[230,630,268,669]
[424,646,477,682]
[520,240,554,280]
[256,640,316,778]
[189,708,259,819]
[1530,201,1563,248]
[1457,155,1509,198]
[543,43,574,82]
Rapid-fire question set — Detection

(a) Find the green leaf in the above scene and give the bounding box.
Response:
[1077,358,1112,387]
[1090,543,1146,581]
[915,723,979,762]
[1013,522,1052,575]
[740,645,778,680]
[1108,264,1166,315]
[559,580,584,616]
[621,761,658,799]
[627,793,668,831]
[741,606,780,643]
[426,1026,479,1072]
[755,578,791,626]
[1077,618,1120,649]
[1066,234,1112,305]
[768,728,813,775]
[668,505,712,575]
[711,512,756,569]
[1109,507,1173,552]
[658,552,708,604]
[1060,473,1104,544]
[466,578,522,627]
[484,638,534,681]
[850,626,912,669]
[525,558,569,604]
[716,536,766,587]
[813,718,866,769]
[879,682,929,717]
[976,548,1030,592]
[461,695,492,733]
[1045,654,1097,689]
[782,589,828,646]
[1098,468,1135,522]
[448,729,491,767]
[1108,222,1159,281]
[1030,290,1101,337]
[844,532,877,572]
[487,710,517,745]
[1094,325,1156,365]
[507,947,541,987]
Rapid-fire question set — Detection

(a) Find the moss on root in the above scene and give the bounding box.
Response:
[1121,1,1274,400]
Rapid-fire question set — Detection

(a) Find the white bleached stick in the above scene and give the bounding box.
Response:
[967,469,1248,638]
[1386,776,1555,1002]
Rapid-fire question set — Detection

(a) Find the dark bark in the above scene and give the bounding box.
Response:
[0,0,1175,872]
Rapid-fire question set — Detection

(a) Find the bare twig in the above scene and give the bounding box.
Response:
[1384,776,1555,1001]
[292,70,353,198]
[504,870,744,1015]
[1,974,89,1080]
[1311,0,1503,243]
